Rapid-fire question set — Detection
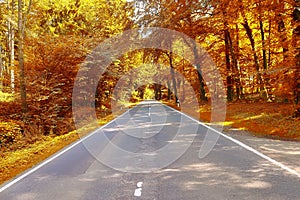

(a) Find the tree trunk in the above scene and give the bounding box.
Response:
[242,20,263,92]
[154,84,159,100]
[153,50,161,100]
[159,86,162,100]
[223,10,241,101]
[167,80,171,100]
[138,86,145,99]
[154,84,161,100]
[228,29,241,100]
[276,0,289,60]
[8,0,15,92]
[168,52,178,104]
[293,0,300,105]
[235,24,243,98]
[181,35,207,102]
[268,19,272,66]
[238,0,263,93]
[192,42,207,102]
[0,45,3,91]
[260,20,268,71]
[224,29,233,102]
[259,19,271,100]
[18,0,28,113]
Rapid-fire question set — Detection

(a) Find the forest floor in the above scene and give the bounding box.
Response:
[197,102,300,141]
[0,101,300,185]
[166,101,300,142]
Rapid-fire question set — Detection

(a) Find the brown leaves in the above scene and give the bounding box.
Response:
[23,35,85,136]
[0,120,22,148]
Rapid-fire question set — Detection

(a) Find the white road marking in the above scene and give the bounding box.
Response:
[166,104,300,179]
[148,104,151,117]
[1,101,300,194]
[0,109,132,193]
[134,181,143,197]
[134,188,142,197]
[137,181,143,188]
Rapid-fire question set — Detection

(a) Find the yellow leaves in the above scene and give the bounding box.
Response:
[37,0,75,10]
[0,110,119,184]
[0,124,75,181]
[49,26,56,34]
[0,121,22,148]
[0,91,15,102]
[144,87,155,99]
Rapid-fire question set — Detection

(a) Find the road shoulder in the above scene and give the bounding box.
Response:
[222,126,300,175]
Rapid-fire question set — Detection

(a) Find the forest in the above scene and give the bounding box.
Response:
[0,0,300,183]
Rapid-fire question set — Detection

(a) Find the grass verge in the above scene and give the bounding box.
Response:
[0,114,115,185]
[167,101,300,141]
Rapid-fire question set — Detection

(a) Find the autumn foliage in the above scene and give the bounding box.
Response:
[0,0,299,150]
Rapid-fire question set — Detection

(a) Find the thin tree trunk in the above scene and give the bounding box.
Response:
[180,58,186,103]
[181,35,207,102]
[223,8,241,101]
[154,84,162,100]
[228,29,241,100]
[167,80,171,100]
[159,85,162,100]
[235,24,243,98]
[242,20,263,92]
[239,0,263,93]
[0,45,3,91]
[268,19,272,67]
[154,84,159,100]
[153,50,161,100]
[293,0,300,105]
[168,52,178,105]
[242,20,260,72]
[192,42,207,102]
[260,20,268,70]
[260,19,270,100]
[224,29,233,101]
[8,0,15,93]
[222,3,240,101]
[18,0,28,113]
[276,0,289,60]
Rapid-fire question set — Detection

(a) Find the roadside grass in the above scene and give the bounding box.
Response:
[0,114,115,185]
[0,130,80,184]
[225,112,300,141]
[166,101,300,141]
[222,103,300,141]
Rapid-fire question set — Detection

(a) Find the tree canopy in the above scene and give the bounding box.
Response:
[0,0,299,144]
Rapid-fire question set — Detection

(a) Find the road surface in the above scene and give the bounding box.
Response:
[1,101,300,199]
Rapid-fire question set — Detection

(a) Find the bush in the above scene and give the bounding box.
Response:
[0,121,22,148]
[25,35,83,136]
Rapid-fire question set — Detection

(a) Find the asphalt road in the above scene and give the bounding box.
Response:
[1,101,300,200]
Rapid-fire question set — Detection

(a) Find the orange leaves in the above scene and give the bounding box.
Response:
[0,120,22,148]
[23,35,85,135]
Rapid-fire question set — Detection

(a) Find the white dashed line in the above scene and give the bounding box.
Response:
[134,181,143,197]
[137,181,143,188]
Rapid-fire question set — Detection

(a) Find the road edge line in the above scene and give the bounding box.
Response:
[165,103,300,179]
[0,107,134,193]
